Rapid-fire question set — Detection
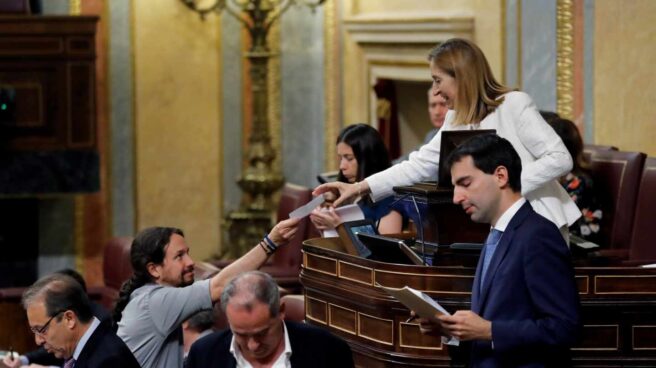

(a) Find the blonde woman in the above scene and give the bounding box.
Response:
[315,38,580,239]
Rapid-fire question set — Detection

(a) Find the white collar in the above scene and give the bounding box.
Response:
[72,317,100,360]
[492,197,526,232]
[229,320,292,368]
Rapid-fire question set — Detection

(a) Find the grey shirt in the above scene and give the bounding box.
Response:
[117,279,213,368]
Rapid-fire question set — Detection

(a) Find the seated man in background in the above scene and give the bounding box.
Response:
[2,269,110,368]
[186,271,354,368]
[182,310,215,362]
[114,218,300,368]
[417,134,580,367]
[19,274,139,368]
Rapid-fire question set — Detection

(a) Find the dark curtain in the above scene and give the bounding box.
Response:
[373,79,400,159]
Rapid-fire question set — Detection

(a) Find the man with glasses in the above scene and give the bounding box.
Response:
[186,271,354,368]
[19,273,140,368]
[3,269,111,368]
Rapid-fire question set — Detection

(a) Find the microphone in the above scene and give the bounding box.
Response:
[410,195,428,266]
[384,192,428,265]
[385,193,412,209]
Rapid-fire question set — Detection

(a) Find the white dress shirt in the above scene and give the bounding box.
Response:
[230,322,292,368]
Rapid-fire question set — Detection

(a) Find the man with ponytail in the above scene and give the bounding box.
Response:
[114,218,300,368]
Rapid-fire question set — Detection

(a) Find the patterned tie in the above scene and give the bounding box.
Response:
[63,358,75,368]
[480,228,503,291]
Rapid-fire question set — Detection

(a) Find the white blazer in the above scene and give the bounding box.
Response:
[366,91,581,229]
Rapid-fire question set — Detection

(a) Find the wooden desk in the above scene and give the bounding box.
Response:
[301,238,656,367]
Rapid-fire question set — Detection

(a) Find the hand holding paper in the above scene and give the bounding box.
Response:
[379,285,459,346]
[289,195,325,219]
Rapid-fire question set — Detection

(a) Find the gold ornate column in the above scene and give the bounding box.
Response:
[323,0,341,171]
[181,0,325,257]
[556,0,574,120]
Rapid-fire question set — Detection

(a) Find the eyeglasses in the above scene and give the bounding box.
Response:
[30,310,66,336]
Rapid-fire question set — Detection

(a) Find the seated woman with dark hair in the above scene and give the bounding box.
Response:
[310,124,402,234]
[549,118,603,243]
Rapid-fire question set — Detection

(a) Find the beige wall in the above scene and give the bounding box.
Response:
[133,3,222,261]
[341,0,503,127]
[595,0,656,156]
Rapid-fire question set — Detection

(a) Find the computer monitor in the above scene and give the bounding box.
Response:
[437,129,496,187]
[357,233,424,265]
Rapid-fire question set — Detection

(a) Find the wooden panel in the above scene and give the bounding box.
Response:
[399,322,443,351]
[329,304,357,335]
[306,296,327,324]
[0,296,37,354]
[358,312,394,346]
[573,325,619,351]
[633,326,656,350]
[67,37,94,54]
[595,275,656,294]
[576,275,589,294]
[339,261,373,285]
[0,16,97,151]
[375,269,473,295]
[305,253,338,276]
[68,62,94,147]
[0,37,63,55]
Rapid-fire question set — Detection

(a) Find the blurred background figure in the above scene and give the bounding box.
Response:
[394,89,449,166]
[548,117,603,243]
[183,310,215,362]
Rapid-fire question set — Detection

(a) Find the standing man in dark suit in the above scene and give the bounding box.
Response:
[419,134,581,367]
[186,271,354,368]
[20,273,140,368]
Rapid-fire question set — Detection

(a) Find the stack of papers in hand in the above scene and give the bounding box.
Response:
[321,204,364,238]
[379,284,459,346]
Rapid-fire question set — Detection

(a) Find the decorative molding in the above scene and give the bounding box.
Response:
[323,0,340,170]
[343,14,473,45]
[556,0,574,120]
[343,13,474,125]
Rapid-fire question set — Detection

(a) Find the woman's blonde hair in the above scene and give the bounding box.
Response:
[428,38,512,126]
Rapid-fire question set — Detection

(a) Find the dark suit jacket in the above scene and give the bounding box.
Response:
[186,321,354,368]
[469,202,580,368]
[74,320,141,368]
[26,302,111,366]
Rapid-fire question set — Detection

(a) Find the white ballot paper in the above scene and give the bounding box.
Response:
[379,285,460,346]
[321,204,365,238]
[289,195,325,219]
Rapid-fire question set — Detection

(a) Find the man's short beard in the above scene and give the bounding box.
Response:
[179,273,194,287]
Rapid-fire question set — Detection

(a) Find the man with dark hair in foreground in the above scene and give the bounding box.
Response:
[418,134,580,367]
